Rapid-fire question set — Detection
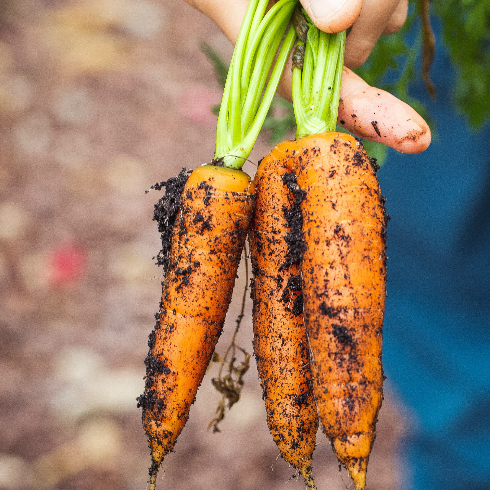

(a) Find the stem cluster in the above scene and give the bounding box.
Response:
[291,8,345,139]
[215,0,298,168]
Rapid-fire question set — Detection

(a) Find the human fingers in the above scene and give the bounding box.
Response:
[338,67,431,153]
[183,0,248,42]
[278,63,430,154]
[300,0,363,32]
[185,0,430,153]
[187,0,362,37]
[344,0,408,68]
[299,0,362,33]
[383,0,408,34]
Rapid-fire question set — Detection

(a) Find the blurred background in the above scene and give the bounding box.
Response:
[0,1,409,489]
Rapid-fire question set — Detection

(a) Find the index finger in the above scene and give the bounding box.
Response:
[338,67,431,154]
[277,64,430,154]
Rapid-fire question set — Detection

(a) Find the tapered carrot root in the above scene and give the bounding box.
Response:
[249,158,318,488]
[299,133,386,490]
[137,165,254,488]
[260,132,387,489]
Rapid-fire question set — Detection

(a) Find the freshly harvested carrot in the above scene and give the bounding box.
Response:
[254,8,390,489]
[138,1,298,487]
[295,134,386,490]
[259,132,387,489]
[138,164,254,488]
[249,162,318,489]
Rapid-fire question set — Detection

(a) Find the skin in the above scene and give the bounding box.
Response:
[342,0,409,67]
[249,160,318,489]
[183,0,430,154]
[138,165,255,489]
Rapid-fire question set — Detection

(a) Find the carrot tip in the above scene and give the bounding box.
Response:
[300,466,317,490]
[148,470,158,490]
[346,457,368,490]
[148,453,162,490]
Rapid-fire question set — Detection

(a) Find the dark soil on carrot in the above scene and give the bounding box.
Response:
[151,168,191,274]
[281,171,306,270]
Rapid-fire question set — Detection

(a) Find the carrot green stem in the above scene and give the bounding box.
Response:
[215,0,298,169]
[292,8,345,139]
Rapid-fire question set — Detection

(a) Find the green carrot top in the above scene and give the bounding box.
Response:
[214,0,297,169]
[291,7,345,139]
[213,2,346,168]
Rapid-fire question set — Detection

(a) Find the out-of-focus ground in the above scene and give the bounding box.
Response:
[0,1,410,489]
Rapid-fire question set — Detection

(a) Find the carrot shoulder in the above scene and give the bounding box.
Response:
[138,165,254,488]
[249,158,318,488]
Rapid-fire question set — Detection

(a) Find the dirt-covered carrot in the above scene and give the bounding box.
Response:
[250,8,388,489]
[301,136,386,490]
[138,165,254,488]
[138,1,298,488]
[288,12,387,489]
[261,133,387,490]
[249,161,318,489]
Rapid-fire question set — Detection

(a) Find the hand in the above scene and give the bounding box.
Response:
[301,0,408,68]
[184,0,430,153]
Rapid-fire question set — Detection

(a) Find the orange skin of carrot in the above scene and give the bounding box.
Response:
[139,165,254,481]
[259,132,387,490]
[249,162,318,488]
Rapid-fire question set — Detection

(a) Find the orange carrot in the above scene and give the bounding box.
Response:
[257,131,387,489]
[299,133,386,490]
[249,161,318,488]
[137,0,300,485]
[137,165,254,489]
[268,9,388,486]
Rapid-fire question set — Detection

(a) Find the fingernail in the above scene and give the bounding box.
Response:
[308,0,348,22]
[304,0,362,33]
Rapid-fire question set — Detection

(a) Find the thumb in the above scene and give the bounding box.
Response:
[300,0,362,33]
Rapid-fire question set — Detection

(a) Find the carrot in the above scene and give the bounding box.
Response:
[138,165,254,488]
[250,8,388,489]
[249,162,318,489]
[296,134,386,490]
[292,12,386,489]
[138,1,299,487]
[258,132,387,489]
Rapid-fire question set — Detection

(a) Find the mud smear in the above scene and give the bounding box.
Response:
[150,168,191,275]
[280,172,306,270]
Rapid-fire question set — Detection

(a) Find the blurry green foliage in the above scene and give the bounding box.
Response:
[201,42,229,89]
[433,0,490,127]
